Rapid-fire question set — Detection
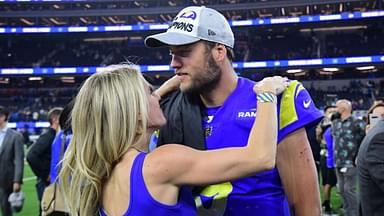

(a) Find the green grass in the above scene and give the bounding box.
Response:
[319,182,343,215]
[15,163,39,216]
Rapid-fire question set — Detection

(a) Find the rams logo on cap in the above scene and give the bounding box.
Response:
[179,10,197,20]
[170,10,196,32]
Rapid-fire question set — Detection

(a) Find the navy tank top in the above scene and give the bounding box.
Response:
[99,152,196,216]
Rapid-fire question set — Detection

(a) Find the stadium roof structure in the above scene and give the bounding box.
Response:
[0,0,381,26]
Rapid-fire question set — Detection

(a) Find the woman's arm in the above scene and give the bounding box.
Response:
[154,75,180,99]
[146,76,288,186]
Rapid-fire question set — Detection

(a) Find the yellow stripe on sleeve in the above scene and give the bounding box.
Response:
[279,80,305,130]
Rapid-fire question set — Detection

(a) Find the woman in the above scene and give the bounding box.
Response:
[58,64,288,216]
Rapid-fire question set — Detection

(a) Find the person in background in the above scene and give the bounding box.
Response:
[357,102,384,216]
[0,106,24,216]
[145,6,323,215]
[27,107,62,215]
[316,105,338,214]
[20,124,32,147]
[49,101,74,184]
[332,99,365,216]
[58,64,288,216]
[364,102,384,133]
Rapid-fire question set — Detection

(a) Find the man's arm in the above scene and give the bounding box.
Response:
[366,131,384,191]
[26,132,51,178]
[276,128,321,216]
[13,131,24,191]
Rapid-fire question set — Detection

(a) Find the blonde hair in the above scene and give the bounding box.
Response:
[58,64,149,216]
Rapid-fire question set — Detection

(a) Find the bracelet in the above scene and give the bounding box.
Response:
[257,92,277,103]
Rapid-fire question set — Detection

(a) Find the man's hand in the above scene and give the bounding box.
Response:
[13,182,21,192]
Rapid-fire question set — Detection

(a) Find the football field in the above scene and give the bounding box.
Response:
[15,163,39,216]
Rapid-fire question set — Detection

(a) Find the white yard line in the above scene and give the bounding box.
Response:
[23,176,36,182]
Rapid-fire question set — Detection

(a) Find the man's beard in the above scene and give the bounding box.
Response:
[183,53,221,95]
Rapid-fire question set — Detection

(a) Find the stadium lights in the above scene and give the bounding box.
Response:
[322,68,339,72]
[49,18,65,26]
[83,36,129,42]
[319,70,334,75]
[60,76,74,80]
[0,78,9,84]
[20,18,34,26]
[79,17,88,24]
[356,66,375,70]
[286,69,303,73]
[62,79,75,83]
[28,77,42,81]
[108,17,119,24]
[300,25,367,32]
[61,76,75,83]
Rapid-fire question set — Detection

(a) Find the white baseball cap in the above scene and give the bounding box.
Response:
[145,6,234,48]
[8,191,24,212]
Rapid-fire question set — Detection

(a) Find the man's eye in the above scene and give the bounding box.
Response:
[171,50,190,57]
[179,50,190,56]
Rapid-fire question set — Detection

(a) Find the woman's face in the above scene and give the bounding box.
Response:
[372,106,384,117]
[146,83,167,129]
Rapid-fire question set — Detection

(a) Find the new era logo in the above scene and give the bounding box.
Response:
[208,29,216,36]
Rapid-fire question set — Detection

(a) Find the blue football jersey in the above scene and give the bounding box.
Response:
[197,77,323,216]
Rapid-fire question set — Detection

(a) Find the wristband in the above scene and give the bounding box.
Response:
[257,92,277,103]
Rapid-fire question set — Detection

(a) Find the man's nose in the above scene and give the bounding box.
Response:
[170,55,182,69]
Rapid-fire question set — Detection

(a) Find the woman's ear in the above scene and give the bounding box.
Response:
[136,118,144,135]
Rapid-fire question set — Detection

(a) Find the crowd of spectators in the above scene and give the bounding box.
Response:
[1,1,383,135]
[0,87,76,122]
[0,34,167,67]
[325,27,384,58]
[1,24,383,68]
[3,78,383,124]
[305,79,384,110]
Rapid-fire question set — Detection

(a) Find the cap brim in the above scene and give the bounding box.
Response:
[145,32,200,48]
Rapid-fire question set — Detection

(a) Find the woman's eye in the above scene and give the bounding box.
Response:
[149,86,154,94]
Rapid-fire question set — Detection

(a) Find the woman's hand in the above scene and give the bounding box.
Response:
[254,76,289,95]
[155,75,181,98]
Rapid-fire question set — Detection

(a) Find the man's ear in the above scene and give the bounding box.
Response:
[212,44,227,62]
[53,116,60,125]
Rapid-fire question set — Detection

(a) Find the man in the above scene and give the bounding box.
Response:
[316,106,338,214]
[332,99,365,216]
[357,102,384,215]
[50,101,73,184]
[27,107,62,215]
[145,6,323,215]
[0,106,24,216]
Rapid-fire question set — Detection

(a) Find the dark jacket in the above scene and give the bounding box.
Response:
[0,128,24,188]
[357,119,384,216]
[158,90,206,150]
[27,127,56,180]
